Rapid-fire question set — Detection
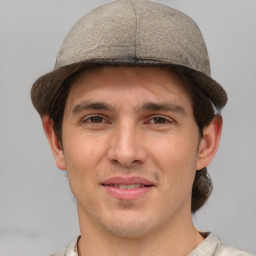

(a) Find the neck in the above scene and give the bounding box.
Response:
[77,207,204,256]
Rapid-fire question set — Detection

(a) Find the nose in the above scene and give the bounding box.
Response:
[107,122,147,168]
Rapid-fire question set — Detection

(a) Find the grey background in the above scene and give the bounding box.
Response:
[0,0,255,255]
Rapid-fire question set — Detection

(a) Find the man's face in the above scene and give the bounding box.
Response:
[60,66,203,238]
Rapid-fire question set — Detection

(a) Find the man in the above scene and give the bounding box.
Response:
[31,0,254,255]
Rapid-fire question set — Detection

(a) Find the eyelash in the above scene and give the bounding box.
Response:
[81,115,172,126]
[147,116,172,124]
[82,115,108,124]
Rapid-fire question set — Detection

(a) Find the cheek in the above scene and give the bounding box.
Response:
[62,133,106,188]
[64,130,106,164]
[148,134,198,185]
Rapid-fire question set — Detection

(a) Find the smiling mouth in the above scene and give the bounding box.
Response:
[101,177,154,200]
[103,184,152,189]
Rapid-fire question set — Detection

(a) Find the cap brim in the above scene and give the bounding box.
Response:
[31,60,227,116]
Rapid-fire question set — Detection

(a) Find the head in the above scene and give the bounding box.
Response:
[42,65,222,238]
[46,64,219,214]
[31,0,227,237]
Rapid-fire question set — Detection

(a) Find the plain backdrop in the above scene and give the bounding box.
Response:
[0,0,255,255]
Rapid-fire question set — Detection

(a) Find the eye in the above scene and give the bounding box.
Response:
[148,116,171,124]
[83,116,107,124]
[151,117,167,124]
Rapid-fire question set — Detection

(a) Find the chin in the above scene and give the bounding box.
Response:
[98,210,158,239]
[103,221,154,239]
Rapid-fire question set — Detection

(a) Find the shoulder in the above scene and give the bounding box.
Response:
[50,248,65,256]
[190,232,255,256]
[215,241,255,256]
[50,236,80,256]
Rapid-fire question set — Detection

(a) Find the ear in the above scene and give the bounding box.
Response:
[196,115,223,170]
[41,115,66,170]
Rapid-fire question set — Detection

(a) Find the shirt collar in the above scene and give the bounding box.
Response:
[65,236,80,256]
[65,233,219,256]
[189,233,219,256]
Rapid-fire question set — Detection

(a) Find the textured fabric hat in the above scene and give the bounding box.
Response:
[31,0,227,116]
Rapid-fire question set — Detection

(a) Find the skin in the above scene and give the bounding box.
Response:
[43,66,222,256]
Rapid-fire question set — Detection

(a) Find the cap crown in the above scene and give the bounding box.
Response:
[31,0,227,116]
[56,0,210,76]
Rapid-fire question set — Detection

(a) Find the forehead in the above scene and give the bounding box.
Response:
[70,65,191,94]
[64,65,193,113]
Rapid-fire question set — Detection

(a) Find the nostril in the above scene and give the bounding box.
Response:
[107,137,147,167]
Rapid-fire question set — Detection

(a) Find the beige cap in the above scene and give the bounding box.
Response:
[31,0,227,116]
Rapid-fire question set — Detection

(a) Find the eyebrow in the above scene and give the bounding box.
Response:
[72,101,115,114]
[72,101,186,116]
[139,102,186,115]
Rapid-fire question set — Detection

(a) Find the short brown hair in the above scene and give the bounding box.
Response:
[49,65,217,213]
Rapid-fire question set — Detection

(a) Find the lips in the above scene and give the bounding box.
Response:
[107,184,146,189]
[102,176,153,186]
[101,176,154,200]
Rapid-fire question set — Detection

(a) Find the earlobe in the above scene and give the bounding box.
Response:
[196,115,223,170]
[41,115,66,170]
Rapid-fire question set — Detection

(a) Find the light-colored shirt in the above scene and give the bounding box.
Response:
[51,233,255,256]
